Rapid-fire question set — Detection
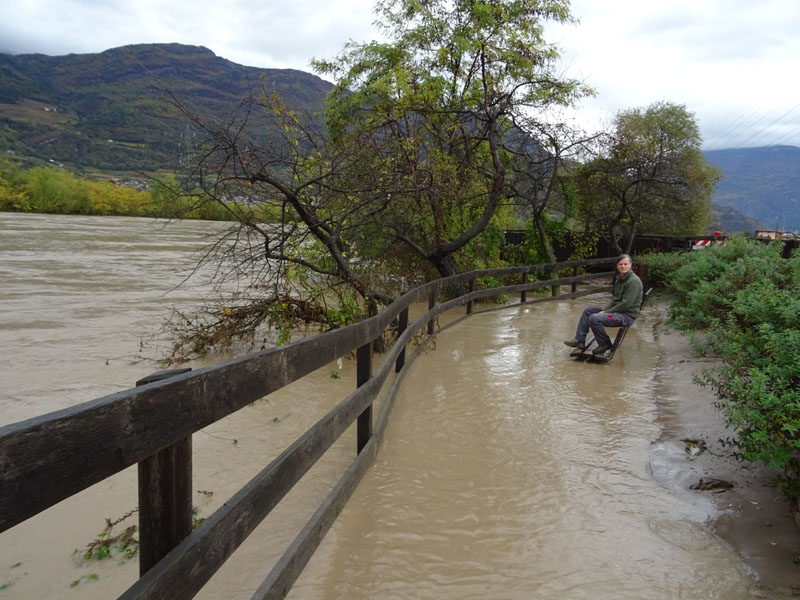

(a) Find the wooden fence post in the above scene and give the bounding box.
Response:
[466,277,475,315]
[521,272,528,303]
[427,291,436,334]
[395,307,409,373]
[135,368,193,576]
[356,343,372,453]
[571,266,579,293]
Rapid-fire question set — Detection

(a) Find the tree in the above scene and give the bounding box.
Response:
[168,0,590,360]
[505,120,600,265]
[313,0,589,277]
[575,101,720,254]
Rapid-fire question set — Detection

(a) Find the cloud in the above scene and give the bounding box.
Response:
[0,0,380,71]
[550,0,800,148]
[1,0,799,148]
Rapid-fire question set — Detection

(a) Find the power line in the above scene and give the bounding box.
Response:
[730,103,800,149]
[768,118,800,147]
[705,101,800,149]
[711,105,783,149]
[704,104,771,148]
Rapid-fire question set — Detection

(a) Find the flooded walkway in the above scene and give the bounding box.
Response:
[0,213,759,598]
[287,302,755,599]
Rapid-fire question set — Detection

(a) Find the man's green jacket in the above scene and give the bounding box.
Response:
[603,270,643,318]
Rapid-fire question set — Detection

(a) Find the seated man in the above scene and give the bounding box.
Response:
[564,254,643,355]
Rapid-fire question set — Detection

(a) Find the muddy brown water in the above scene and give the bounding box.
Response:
[0,213,758,598]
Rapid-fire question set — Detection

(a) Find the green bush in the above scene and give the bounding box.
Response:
[634,250,692,289]
[661,237,800,500]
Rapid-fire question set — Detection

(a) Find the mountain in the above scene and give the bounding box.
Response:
[0,44,333,173]
[705,145,800,232]
[708,203,764,235]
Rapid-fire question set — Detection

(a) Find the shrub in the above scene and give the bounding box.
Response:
[634,250,691,289]
[661,237,800,501]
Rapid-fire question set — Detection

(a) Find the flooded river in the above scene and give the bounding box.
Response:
[0,213,758,598]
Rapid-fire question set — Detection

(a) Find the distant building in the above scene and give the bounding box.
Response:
[755,229,784,239]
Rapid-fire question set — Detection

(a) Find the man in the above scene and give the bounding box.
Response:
[564,254,643,355]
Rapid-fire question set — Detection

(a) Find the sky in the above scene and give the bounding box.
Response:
[2,0,800,150]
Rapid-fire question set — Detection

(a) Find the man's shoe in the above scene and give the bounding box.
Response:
[592,344,612,355]
[564,339,585,349]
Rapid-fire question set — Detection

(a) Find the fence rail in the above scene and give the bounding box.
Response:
[0,256,619,599]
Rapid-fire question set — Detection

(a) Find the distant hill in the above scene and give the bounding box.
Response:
[705,145,800,232]
[0,43,333,173]
[708,203,764,235]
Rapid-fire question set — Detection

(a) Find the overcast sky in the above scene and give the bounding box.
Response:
[2,0,799,150]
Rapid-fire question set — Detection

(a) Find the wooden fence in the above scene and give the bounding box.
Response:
[503,230,799,260]
[0,257,620,599]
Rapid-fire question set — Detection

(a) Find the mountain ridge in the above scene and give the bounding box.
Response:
[704,145,800,232]
[0,43,333,172]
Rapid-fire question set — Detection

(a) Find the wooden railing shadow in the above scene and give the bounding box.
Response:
[0,257,618,600]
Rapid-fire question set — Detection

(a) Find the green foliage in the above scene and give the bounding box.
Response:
[567,229,599,261]
[634,250,693,289]
[660,237,800,500]
[70,574,99,588]
[0,158,31,210]
[79,517,139,563]
[324,293,361,329]
[0,159,237,220]
[508,214,567,267]
[575,101,719,252]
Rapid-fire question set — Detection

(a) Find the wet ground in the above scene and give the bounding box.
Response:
[650,306,800,597]
[2,213,798,598]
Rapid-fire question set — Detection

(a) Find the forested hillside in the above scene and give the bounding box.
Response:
[705,145,800,231]
[0,43,332,173]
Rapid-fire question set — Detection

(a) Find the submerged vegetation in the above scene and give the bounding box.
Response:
[641,238,800,504]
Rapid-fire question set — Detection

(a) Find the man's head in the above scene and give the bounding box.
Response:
[616,254,632,276]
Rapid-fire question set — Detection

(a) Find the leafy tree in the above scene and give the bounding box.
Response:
[26,167,93,214]
[313,0,589,276]
[167,0,590,359]
[505,121,600,265]
[575,101,719,254]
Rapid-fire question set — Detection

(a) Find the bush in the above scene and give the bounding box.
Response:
[661,237,800,500]
[634,250,692,289]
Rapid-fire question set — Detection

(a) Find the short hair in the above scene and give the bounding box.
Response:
[617,254,632,264]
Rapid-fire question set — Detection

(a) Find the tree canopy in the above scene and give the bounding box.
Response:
[574,101,720,253]
[168,0,590,359]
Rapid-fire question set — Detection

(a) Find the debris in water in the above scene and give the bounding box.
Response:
[690,477,734,492]
[681,438,707,458]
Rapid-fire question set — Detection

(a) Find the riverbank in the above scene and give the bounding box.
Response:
[652,303,800,597]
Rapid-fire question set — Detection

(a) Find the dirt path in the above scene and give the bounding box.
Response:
[652,304,800,597]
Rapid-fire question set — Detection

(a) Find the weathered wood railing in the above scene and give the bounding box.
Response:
[0,257,619,599]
